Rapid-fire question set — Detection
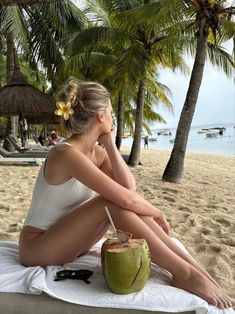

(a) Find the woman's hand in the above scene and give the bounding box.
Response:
[154,212,170,235]
[98,129,115,147]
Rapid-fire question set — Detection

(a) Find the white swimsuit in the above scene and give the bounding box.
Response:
[24,143,93,230]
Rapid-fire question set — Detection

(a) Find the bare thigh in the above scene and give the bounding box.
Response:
[19,195,111,267]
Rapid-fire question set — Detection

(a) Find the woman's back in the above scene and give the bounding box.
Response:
[24,143,93,230]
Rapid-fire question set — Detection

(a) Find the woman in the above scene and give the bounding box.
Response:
[49,131,60,146]
[38,131,51,147]
[19,79,234,309]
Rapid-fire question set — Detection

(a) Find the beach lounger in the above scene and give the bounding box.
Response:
[0,147,45,165]
[5,135,29,152]
[0,293,195,314]
[0,146,48,158]
[0,241,203,314]
[6,135,53,152]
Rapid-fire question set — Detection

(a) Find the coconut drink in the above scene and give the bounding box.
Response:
[101,234,151,294]
[101,207,151,294]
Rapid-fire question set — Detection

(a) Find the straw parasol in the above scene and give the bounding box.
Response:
[0,49,56,117]
[26,112,61,125]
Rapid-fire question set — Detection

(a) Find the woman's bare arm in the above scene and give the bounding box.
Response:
[98,134,136,191]
[63,146,160,219]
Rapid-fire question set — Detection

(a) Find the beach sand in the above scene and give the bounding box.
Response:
[0,149,234,297]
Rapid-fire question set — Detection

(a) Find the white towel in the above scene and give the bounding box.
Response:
[0,239,234,314]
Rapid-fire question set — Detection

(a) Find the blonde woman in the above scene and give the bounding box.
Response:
[19,79,234,309]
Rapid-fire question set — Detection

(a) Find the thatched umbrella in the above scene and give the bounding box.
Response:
[26,112,61,125]
[0,48,57,150]
[0,51,56,117]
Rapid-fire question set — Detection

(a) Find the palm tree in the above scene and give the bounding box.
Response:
[67,0,186,156]
[130,0,235,181]
[113,3,190,165]
[0,1,86,150]
[162,0,235,182]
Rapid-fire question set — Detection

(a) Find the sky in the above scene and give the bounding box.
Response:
[74,0,235,128]
[157,50,235,128]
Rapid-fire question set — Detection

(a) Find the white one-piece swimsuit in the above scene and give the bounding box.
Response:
[24,143,94,230]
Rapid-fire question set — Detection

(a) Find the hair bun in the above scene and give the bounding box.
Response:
[65,80,80,105]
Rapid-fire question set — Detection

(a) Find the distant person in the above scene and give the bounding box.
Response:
[144,135,149,149]
[19,113,28,147]
[38,131,51,146]
[49,131,60,146]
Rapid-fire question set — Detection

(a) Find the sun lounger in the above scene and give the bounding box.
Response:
[6,135,53,152]
[0,147,45,165]
[0,240,201,314]
[0,292,195,314]
[0,146,47,158]
[5,135,29,152]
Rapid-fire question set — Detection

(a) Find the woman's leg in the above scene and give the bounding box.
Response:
[109,207,234,308]
[139,216,235,308]
[139,216,220,287]
[20,195,234,308]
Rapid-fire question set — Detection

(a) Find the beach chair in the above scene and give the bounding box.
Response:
[5,135,51,153]
[6,135,29,152]
[0,293,195,314]
[0,146,46,165]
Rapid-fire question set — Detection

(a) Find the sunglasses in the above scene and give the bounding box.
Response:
[54,269,93,284]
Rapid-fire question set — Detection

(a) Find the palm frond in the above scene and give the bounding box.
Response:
[220,20,235,42]
[67,26,135,56]
[115,0,190,31]
[112,42,150,90]
[38,0,88,32]
[25,7,64,77]
[207,43,235,78]
[84,0,112,26]
[64,50,116,81]
[1,6,29,53]
[146,73,173,109]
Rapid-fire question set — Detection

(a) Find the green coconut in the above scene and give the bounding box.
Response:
[101,237,151,294]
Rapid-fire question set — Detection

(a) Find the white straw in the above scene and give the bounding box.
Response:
[104,206,120,243]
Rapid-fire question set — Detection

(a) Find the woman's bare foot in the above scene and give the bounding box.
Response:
[173,267,235,309]
[188,258,221,289]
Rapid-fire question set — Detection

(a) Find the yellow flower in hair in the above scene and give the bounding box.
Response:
[55,101,74,120]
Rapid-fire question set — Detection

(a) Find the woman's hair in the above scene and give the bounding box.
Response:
[55,78,110,135]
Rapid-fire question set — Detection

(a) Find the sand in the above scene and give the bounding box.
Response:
[0,149,234,297]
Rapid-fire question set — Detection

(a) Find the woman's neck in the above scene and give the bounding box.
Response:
[68,130,100,155]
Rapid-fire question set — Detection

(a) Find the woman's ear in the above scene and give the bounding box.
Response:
[96,112,105,123]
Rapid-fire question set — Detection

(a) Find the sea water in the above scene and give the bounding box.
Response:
[121,123,235,156]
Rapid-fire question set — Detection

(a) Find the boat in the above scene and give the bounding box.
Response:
[198,127,225,135]
[148,137,157,142]
[198,129,208,134]
[157,130,172,136]
[205,130,219,138]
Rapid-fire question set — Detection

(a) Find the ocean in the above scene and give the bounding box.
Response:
[121,123,235,156]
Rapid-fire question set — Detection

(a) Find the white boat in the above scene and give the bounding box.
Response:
[206,130,219,138]
[148,137,157,142]
[198,130,208,134]
[199,127,225,135]
[157,130,172,136]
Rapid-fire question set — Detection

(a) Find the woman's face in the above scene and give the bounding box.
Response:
[103,102,113,132]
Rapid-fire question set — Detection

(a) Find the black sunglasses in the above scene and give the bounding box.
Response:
[54,269,93,284]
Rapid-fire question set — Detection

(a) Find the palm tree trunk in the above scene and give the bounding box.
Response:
[162,35,208,183]
[115,92,124,150]
[128,75,147,166]
[3,34,17,152]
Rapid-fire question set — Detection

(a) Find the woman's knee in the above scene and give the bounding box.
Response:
[94,195,138,218]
